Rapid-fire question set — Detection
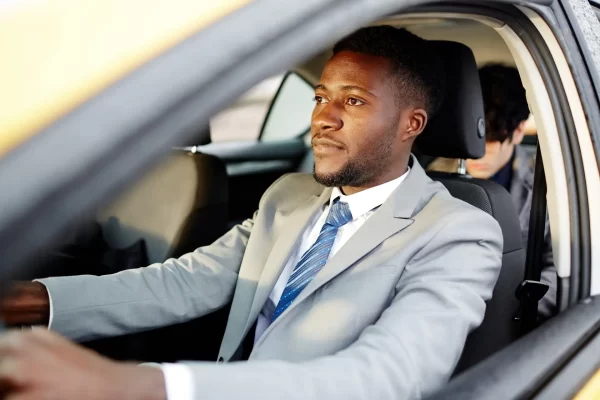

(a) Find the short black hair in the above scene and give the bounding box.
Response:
[479,64,530,142]
[333,25,445,118]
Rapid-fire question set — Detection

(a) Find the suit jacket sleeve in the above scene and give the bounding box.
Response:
[178,208,503,400]
[38,214,255,342]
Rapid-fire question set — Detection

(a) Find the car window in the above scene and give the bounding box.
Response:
[210,72,313,142]
[210,75,284,142]
[260,72,314,141]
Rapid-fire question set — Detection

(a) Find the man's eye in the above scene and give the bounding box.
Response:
[346,97,365,106]
[314,95,328,104]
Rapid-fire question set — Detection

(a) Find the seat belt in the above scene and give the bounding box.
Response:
[516,145,549,335]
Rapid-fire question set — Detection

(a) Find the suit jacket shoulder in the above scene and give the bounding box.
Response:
[414,176,500,233]
[258,173,325,213]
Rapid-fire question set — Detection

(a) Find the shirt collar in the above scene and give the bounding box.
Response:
[329,167,411,220]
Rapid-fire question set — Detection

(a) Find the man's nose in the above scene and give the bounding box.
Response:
[312,104,343,132]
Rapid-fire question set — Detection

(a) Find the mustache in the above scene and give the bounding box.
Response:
[311,134,346,149]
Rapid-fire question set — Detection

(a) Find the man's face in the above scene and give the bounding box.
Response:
[466,139,515,179]
[311,51,410,189]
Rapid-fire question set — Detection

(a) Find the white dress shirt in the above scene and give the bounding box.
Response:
[46,169,410,400]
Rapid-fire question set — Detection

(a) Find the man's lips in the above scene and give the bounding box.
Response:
[312,141,345,156]
[312,137,345,151]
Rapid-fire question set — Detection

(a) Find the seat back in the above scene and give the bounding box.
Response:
[415,41,526,374]
[97,125,228,264]
[430,173,525,374]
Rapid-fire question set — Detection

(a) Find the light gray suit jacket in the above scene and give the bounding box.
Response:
[40,157,503,400]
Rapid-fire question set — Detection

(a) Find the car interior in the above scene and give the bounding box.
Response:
[25,14,568,378]
[98,125,229,264]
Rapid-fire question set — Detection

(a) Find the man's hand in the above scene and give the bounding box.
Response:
[1,282,50,327]
[0,329,167,400]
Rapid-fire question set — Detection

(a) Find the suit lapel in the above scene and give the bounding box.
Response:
[255,156,430,341]
[243,187,332,333]
[292,201,411,306]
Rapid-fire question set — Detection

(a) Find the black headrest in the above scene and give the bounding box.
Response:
[414,41,486,159]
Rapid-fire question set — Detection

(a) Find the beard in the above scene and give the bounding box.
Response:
[313,127,396,188]
[313,160,368,187]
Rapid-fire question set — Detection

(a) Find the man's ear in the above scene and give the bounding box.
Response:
[511,120,528,145]
[400,108,428,142]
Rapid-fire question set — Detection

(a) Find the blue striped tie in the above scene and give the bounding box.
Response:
[271,199,353,322]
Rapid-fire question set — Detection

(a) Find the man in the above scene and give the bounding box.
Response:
[427,64,556,318]
[0,27,502,399]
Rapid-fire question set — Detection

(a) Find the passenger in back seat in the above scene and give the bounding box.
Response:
[428,64,556,319]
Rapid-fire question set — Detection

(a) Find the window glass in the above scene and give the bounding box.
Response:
[210,72,314,142]
[210,75,284,142]
[260,73,314,141]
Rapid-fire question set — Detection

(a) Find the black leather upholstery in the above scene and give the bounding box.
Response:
[416,42,527,375]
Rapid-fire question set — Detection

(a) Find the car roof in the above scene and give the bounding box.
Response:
[0,0,251,157]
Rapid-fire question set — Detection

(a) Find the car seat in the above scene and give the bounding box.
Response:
[97,125,228,264]
[415,40,527,375]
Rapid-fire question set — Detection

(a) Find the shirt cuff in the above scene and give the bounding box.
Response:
[161,363,195,400]
[32,280,53,328]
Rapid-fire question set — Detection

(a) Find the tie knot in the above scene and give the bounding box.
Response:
[325,199,353,228]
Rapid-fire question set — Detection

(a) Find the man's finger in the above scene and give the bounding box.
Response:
[0,356,26,390]
[28,327,66,347]
[0,332,31,356]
